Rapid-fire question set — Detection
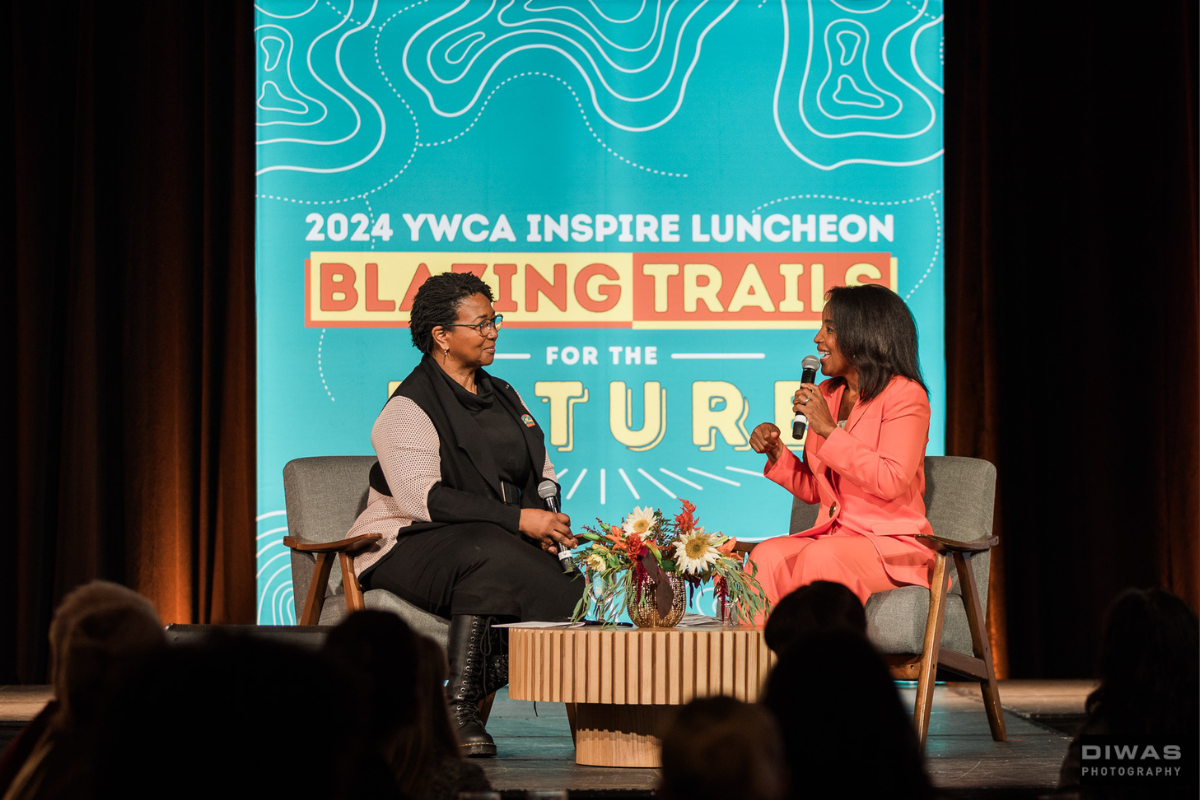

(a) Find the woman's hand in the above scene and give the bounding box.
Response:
[749,423,786,464]
[794,384,836,439]
[519,509,578,554]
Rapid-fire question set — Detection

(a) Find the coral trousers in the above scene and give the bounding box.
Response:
[746,528,908,623]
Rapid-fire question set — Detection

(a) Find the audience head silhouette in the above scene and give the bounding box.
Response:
[0,581,166,800]
[762,631,933,800]
[322,609,420,741]
[659,695,787,800]
[764,580,867,656]
[322,612,492,799]
[1089,586,1199,734]
[47,580,165,726]
[90,632,393,800]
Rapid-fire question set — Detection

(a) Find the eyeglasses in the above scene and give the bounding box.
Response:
[442,315,503,334]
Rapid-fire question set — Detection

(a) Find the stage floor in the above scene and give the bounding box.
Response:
[476,680,1095,798]
[0,679,1093,798]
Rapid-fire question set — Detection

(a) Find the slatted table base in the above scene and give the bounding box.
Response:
[509,626,774,768]
[572,702,671,768]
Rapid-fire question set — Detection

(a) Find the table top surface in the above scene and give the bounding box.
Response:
[508,623,764,632]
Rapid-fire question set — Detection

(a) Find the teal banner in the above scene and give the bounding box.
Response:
[255,0,945,624]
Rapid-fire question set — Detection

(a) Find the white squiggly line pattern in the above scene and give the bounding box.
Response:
[418,71,687,177]
[257,0,389,175]
[402,0,737,133]
[773,0,943,169]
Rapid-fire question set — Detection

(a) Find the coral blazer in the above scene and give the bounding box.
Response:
[764,375,935,585]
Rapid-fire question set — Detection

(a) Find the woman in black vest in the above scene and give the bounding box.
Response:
[346,272,580,757]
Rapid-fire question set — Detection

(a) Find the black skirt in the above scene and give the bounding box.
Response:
[362,522,582,620]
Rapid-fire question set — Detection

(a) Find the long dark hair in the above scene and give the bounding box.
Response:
[823,284,927,402]
[390,634,462,790]
[762,632,933,799]
[409,271,494,355]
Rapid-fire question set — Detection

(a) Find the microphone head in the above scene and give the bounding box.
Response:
[537,480,558,500]
[801,354,822,371]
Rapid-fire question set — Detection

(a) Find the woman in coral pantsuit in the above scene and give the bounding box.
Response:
[747,284,936,616]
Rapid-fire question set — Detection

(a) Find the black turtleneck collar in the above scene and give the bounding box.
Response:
[431,360,494,412]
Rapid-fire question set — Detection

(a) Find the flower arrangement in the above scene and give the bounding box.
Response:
[570,499,771,627]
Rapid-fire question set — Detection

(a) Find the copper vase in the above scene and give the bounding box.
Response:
[627,572,686,628]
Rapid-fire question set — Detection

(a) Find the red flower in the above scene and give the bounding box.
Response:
[674,499,698,533]
[625,532,647,560]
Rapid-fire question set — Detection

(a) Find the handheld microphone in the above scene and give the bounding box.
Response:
[538,480,577,575]
[791,355,823,439]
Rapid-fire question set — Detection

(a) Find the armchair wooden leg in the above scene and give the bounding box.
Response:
[914,553,951,751]
[479,692,496,726]
[299,552,334,626]
[339,552,367,613]
[955,552,1007,742]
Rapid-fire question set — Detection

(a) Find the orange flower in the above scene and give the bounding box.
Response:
[716,537,737,556]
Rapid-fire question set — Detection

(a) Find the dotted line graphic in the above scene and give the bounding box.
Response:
[939,35,944,66]
[750,188,941,214]
[905,197,940,301]
[255,140,418,205]
[418,71,687,178]
[374,0,424,139]
[318,329,335,402]
[325,1,370,27]
[748,189,942,303]
[906,1,940,21]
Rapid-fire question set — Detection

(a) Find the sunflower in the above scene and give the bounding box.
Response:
[622,506,656,537]
[673,528,721,575]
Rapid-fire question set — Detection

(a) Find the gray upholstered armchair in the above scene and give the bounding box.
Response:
[774,455,1005,749]
[281,456,450,647]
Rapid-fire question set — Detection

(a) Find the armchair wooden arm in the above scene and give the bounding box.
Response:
[733,534,999,556]
[283,533,382,625]
[283,533,381,554]
[915,534,999,554]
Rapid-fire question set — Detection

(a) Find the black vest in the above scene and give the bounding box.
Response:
[368,356,550,510]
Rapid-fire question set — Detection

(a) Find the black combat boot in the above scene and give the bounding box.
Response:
[445,614,497,757]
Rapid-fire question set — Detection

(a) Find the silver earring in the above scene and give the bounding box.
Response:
[443,348,449,357]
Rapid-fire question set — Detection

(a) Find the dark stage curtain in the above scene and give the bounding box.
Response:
[945,2,1199,677]
[2,1,257,682]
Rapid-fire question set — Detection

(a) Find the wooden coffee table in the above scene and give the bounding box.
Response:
[507,625,774,767]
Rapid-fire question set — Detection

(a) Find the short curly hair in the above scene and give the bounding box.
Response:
[409,272,495,355]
